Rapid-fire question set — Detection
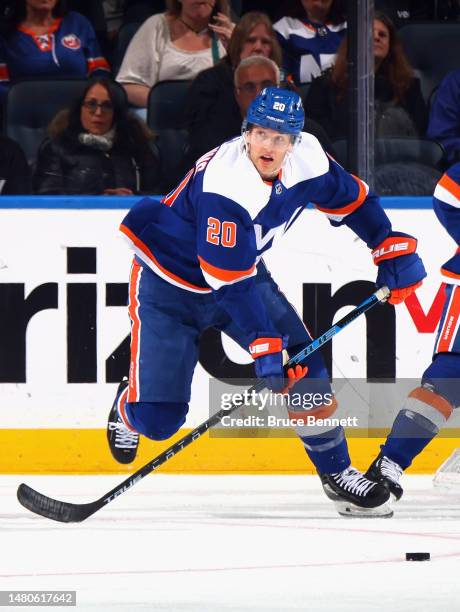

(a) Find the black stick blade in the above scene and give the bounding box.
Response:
[17,483,99,523]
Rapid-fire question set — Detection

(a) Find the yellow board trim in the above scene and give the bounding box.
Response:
[1,428,460,474]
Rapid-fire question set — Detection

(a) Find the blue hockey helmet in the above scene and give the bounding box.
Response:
[244,87,304,136]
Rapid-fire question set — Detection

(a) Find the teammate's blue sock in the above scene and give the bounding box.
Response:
[380,409,439,470]
[301,426,351,474]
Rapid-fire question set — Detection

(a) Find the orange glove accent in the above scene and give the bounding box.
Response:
[387,281,423,305]
[280,364,308,394]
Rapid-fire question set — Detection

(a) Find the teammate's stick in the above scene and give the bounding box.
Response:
[17,285,390,523]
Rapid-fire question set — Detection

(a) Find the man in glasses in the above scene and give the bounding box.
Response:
[108,87,425,517]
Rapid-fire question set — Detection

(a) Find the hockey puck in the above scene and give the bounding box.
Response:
[405,552,430,561]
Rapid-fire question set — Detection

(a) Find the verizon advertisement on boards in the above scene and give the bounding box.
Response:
[0,204,451,429]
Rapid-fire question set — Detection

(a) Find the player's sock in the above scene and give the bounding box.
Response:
[301,426,351,474]
[380,385,452,470]
[107,378,140,464]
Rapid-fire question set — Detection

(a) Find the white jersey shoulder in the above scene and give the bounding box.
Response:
[200,132,329,218]
[202,137,273,220]
[281,132,329,188]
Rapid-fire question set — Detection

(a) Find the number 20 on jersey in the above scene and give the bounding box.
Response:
[206,217,237,248]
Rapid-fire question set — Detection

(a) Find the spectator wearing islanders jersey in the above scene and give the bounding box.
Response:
[273,0,346,85]
[0,0,110,103]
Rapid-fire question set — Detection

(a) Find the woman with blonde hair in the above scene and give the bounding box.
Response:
[116,0,232,109]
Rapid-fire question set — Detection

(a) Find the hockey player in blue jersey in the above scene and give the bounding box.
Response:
[107,87,426,516]
[365,164,460,502]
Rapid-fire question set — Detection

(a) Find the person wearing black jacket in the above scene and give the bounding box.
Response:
[33,77,161,195]
[0,135,31,195]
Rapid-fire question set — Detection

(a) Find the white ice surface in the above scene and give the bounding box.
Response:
[2,474,460,611]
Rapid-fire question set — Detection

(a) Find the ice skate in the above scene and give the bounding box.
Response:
[321,466,393,517]
[107,378,139,464]
[365,452,404,501]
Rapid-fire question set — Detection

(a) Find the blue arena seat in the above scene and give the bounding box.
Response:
[4,79,88,164]
[147,80,192,191]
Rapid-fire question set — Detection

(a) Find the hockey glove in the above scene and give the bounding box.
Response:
[372,232,426,305]
[249,334,289,392]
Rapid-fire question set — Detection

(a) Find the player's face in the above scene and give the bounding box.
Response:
[235,64,278,117]
[80,83,114,135]
[240,24,273,60]
[246,127,293,181]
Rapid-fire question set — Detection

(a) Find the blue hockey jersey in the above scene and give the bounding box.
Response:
[274,16,346,84]
[0,11,110,98]
[433,162,460,283]
[120,133,391,337]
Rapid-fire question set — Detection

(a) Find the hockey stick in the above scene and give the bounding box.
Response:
[17,285,390,523]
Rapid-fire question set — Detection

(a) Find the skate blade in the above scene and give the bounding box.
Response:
[333,500,393,518]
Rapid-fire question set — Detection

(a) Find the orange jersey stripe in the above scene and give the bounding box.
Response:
[120,224,211,292]
[18,18,62,36]
[127,260,142,403]
[440,267,460,280]
[314,174,366,216]
[439,172,460,201]
[408,387,452,420]
[162,169,194,207]
[437,286,460,353]
[198,255,255,282]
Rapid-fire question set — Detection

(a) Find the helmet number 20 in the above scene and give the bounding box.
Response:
[273,102,286,111]
[206,217,237,248]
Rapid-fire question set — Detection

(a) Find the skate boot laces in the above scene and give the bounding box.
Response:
[332,467,376,497]
[379,456,403,484]
[109,418,139,449]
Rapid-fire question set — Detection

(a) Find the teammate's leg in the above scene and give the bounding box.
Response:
[366,284,459,499]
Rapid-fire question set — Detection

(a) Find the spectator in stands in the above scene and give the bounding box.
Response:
[427,69,460,164]
[0,0,111,103]
[185,11,282,162]
[116,0,233,111]
[33,77,160,195]
[274,0,347,85]
[0,136,31,195]
[304,12,427,142]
